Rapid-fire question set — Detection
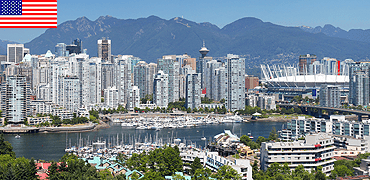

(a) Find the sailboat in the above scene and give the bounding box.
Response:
[201,131,206,141]
[248,131,254,139]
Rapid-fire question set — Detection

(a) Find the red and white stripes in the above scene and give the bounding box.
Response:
[0,0,57,28]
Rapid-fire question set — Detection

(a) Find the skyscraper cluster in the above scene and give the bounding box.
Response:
[0,38,248,123]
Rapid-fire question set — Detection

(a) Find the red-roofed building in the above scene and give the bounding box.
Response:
[36,162,62,179]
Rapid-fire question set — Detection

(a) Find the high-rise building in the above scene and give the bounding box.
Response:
[101,63,115,91]
[185,73,201,110]
[147,63,157,98]
[97,38,111,62]
[104,86,118,109]
[212,67,227,101]
[299,54,317,75]
[153,71,168,108]
[66,39,82,54]
[179,65,195,99]
[320,84,340,108]
[7,44,24,63]
[55,43,67,57]
[1,76,30,124]
[183,58,196,71]
[157,56,180,103]
[128,86,140,110]
[133,61,149,98]
[226,54,245,111]
[245,75,259,91]
[197,42,212,89]
[349,62,370,106]
[115,57,132,106]
[205,60,222,100]
[81,58,102,107]
[58,76,81,112]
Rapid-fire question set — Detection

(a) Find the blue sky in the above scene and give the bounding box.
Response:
[1,0,370,43]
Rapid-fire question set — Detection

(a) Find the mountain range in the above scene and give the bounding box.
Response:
[299,24,370,43]
[2,16,370,70]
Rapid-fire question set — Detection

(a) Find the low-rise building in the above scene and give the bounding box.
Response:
[261,133,336,175]
[180,149,252,180]
[280,115,370,141]
[354,157,370,175]
[27,116,52,125]
[333,135,370,157]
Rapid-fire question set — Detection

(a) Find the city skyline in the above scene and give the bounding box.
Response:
[1,0,370,43]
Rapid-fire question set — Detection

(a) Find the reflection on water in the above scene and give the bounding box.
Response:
[4,121,285,161]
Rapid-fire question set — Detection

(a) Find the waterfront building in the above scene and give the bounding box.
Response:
[226,54,245,111]
[128,86,140,110]
[115,57,132,106]
[205,60,222,100]
[30,100,53,116]
[212,67,227,101]
[97,37,111,62]
[320,84,340,108]
[81,58,102,107]
[261,133,336,175]
[153,71,169,108]
[349,62,370,106]
[1,75,31,124]
[280,116,370,141]
[104,86,118,109]
[58,76,81,112]
[147,63,157,98]
[180,149,252,180]
[133,61,150,98]
[27,116,52,126]
[299,54,317,75]
[245,93,276,110]
[333,135,370,157]
[7,44,24,63]
[185,73,201,110]
[55,43,67,57]
[157,55,180,103]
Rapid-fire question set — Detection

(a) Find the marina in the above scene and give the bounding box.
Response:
[4,120,284,161]
[118,115,245,130]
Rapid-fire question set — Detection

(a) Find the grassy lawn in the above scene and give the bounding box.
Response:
[266,114,313,118]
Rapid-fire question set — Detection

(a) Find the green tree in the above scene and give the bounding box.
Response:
[99,169,114,180]
[0,133,15,158]
[268,127,278,141]
[193,168,212,180]
[172,173,185,180]
[130,172,140,180]
[48,154,100,180]
[190,157,203,175]
[142,171,165,180]
[256,136,268,146]
[314,166,326,180]
[330,165,353,178]
[212,165,242,180]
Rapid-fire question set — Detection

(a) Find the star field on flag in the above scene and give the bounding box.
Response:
[0,0,57,28]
